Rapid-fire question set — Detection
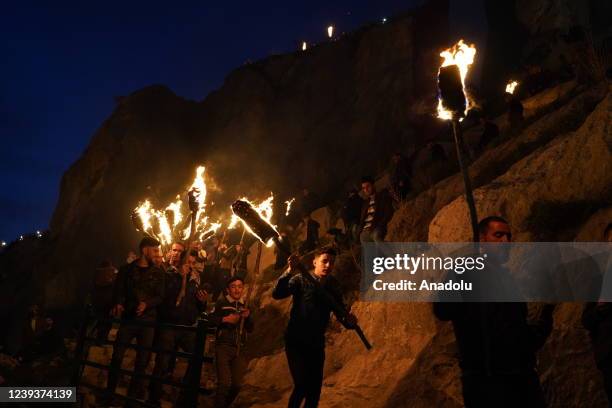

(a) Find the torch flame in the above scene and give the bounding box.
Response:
[189,166,207,212]
[135,200,154,234]
[285,198,295,216]
[165,196,183,228]
[505,80,519,95]
[155,210,173,246]
[437,39,477,120]
[327,25,334,38]
[230,193,278,246]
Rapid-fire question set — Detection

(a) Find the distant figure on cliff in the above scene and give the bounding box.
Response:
[582,223,612,404]
[476,114,500,154]
[105,237,165,402]
[359,176,394,243]
[299,188,320,219]
[272,247,357,408]
[341,188,363,244]
[506,93,524,132]
[433,216,553,408]
[389,152,411,202]
[299,214,320,254]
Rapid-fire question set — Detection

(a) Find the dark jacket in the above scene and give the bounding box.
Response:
[112,261,165,321]
[582,303,612,369]
[433,301,553,375]
[159,268,205,325]
[272,270,350,348]
[210,295,254,346]
[359,189,394,236]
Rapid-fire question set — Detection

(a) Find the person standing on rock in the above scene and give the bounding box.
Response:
[105,236,165,402]
[210,276,253,408]
[433,216,554,408]
[359,176,394,243]
[272,247,357,408]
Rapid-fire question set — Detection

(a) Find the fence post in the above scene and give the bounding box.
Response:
[71,308,91,386]
[185,319,207,406]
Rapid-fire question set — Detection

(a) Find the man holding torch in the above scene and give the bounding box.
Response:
[148,249,208,406]
[209,276,254,408]
[272,247,357,408]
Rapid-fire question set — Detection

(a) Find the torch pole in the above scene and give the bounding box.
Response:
[236,240,263,356]
[451,118,479,242]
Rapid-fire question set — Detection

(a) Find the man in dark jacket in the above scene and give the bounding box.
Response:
[359,176,394,243]
[272,247,357,408]
[210,276,254,408]
[433,217,553,408]
[148,250,208,406]
[106,237,165,400]
[582,223,612,403]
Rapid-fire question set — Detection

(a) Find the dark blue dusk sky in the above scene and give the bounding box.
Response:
[0,1,485,243]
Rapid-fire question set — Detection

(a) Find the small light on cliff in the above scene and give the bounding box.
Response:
[19,235,24,241]
[505,80,519,95]
[327,25,334,38]
[302,41,307,51]
[36,230,42,238]
[1,241,6,247]
[382,17,387,23]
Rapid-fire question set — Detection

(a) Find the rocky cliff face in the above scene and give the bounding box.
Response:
[26,0,450,310]
[232,85,610,408]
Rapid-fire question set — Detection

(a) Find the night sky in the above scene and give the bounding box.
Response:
[0,0,485,243]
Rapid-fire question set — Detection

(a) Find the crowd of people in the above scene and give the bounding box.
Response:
[71,90,609,407]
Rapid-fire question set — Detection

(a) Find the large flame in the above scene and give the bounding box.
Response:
[166,196,183,228]
[230,194,278,246]
[132,165,224,246]
[155,210,173,246]
[505,80,519,95]
[436,39,477,120]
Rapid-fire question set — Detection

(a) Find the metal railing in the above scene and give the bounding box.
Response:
[72,312,215,407]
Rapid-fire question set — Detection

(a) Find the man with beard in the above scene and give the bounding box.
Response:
[148,250,208,406]
[272,247,357,408]
[106,237,165,401]
[433,216,554,408]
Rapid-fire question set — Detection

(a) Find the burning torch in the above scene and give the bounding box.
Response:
[437,40,479,242]
[231,199,372,350]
